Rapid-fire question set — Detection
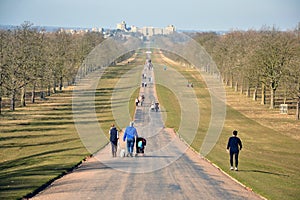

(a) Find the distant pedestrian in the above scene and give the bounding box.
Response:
[123,121,138,157]
[135,97,139,106]
[226,130,242,171]
[141,95,145,103]
[150,102,155,111]
[139,95,145,106]
[109,124,119,157]
[155,102,159,112]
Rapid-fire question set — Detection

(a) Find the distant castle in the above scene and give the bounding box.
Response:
[116,21,175,36]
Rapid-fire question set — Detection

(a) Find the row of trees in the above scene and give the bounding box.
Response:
[0,22,104,113]
[192,27,300,119]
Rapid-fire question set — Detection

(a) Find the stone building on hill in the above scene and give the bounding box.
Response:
[116,21,176,36]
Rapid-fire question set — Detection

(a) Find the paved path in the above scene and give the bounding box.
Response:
[31,57,264,200]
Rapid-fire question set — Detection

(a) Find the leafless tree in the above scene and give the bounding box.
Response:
[254,28,298,109]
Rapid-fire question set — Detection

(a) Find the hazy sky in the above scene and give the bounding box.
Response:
[0,0,299,30]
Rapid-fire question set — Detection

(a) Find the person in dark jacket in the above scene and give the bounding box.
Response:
[227,130,242,171]
[109,124,119,157]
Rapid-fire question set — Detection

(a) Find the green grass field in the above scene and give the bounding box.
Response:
[0,91,90,199]
[0,50,299,200]
[154,52,300,200]
[0,56,144,199]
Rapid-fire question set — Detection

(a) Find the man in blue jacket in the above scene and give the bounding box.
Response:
[227,130,242,171]
[123,121,138,157]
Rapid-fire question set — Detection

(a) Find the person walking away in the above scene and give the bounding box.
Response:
[141,95,145,106]
[109,124,119,157]
[155,102,159,112]
[135,97,139,106]
[150,102,155,111]
[123,121,138,157]
[226,130,242,171]
[138,95,143,106]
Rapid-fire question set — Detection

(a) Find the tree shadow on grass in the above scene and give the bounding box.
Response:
[0,133,69,141]
[0,146,87,199]
[0,138,79,148]
[238,169,289,177]
[0,147,82,171]
[1,127,66,134]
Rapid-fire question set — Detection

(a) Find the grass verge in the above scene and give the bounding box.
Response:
[0,56,142,199]
[156,84,181,131]
[154,51,300,200]
[0,91,90,199]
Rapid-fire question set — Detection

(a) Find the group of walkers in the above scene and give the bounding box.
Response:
[110,124,243,171]
[109,121,145,157]
[135,95,145,106]
[108,58,154,158]
[108,56,243,172]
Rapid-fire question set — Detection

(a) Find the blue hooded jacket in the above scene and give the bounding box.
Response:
[123,126,138,141]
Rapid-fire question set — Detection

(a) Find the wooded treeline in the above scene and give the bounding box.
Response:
[0,22,105,113]
[193,27,300,119]
[162,27,299,119]
[1,22,299,119]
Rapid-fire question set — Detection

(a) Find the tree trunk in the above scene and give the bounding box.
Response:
[10,90,16,111]
[296,99,300,120]
[230,73,233,88]
[234,81,238,92]
[269,82,276,109]
[47,84,51,96]
[0,96,2,115]
[59,76,63,91]
[246,86,250,98]
[240,82,244,95]
[252,86,257,101]
[53,80,57,93]
[40,80,45,99]
[261,83,266,105]
[21,86,26,107]
[40,91,45,99]
[224,72,229,86]
[224,73,229,86]
[270,88,275,109]
[31,83,36,103]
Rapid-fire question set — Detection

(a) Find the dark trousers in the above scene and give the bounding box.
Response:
[111,141,117,157]
[230,151,239,167]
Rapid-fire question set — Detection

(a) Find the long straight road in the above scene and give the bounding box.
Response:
[31,56,264,200]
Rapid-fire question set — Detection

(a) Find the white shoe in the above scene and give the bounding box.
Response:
[235,167,238,171]
[230,166,234,170]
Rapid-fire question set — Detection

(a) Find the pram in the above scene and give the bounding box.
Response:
[135,137,146,156]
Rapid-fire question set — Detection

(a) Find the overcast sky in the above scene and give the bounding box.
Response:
[0,0,299,31]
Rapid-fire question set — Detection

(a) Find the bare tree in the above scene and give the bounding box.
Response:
[0,30,9,114]
[193,27,300,118]
[254,28,297,109]
[3,29,25,111]
[0,22,105,113]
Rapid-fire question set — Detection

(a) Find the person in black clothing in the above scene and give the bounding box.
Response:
[226,130,242,171]
[109,124,119,157]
